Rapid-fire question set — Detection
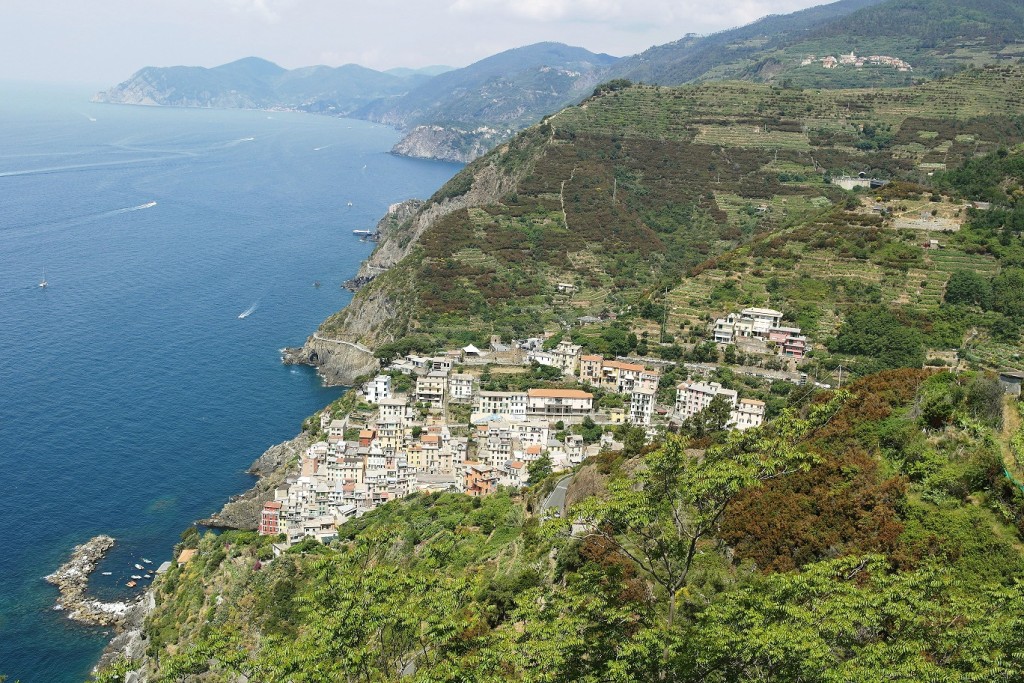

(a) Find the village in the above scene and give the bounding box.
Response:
[801,51,912,71]
[259,306,814,547]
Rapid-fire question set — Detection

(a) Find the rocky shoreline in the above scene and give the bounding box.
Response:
[199,431,312,530]
[45,535,142,628]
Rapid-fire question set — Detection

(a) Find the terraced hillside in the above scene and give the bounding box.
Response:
[307,66,1024,382]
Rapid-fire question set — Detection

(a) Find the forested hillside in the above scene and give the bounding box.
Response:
[611,0,1024,89]
[96,367,1024,681]
[314,65,1024,392]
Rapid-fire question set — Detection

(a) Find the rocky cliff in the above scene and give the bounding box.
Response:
[288,157,522,385]
[199,432,311,530]
[391,125,510,163]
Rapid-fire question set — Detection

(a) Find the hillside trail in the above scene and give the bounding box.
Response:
[1001,396,1023,483]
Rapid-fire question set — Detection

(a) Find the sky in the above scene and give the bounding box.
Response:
[2,0,833,85]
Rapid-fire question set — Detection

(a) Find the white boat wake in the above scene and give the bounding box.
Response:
[238,300,259,319]
[115,201,157,214]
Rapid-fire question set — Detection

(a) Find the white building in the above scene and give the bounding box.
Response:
[526,388,593,418]
[675,380,738,420]
[448,373,476,402]
[476,391,528,419]
[364,374,392,404]
[378,396,412,423]
[732,398,766,431]
[629,386,657,426]
[712,307,784,343]
[416,371,447,409]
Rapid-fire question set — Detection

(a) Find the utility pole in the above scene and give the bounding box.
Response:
[837,364,843,389]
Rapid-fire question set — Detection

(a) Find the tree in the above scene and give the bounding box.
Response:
[944,269,991,308]
[680,394,734,438]
[527,454,553,483]
[571,393,847,630]
[829,307,924,372]
[682,554,1024,682]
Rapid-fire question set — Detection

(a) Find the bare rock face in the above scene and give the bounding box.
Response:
[391,125,510,163]
[199,432,312,530]
[45,535,141,628]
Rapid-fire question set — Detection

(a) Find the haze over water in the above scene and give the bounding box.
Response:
[0,83,460,682]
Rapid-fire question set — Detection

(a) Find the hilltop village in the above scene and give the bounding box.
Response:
[261,306,811,546]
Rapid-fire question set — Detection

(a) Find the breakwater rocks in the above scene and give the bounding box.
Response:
[45,535,141,627]
[199,431,312,530]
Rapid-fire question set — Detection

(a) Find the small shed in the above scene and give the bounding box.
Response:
[999,370,1024,396]
[177,548,198,566]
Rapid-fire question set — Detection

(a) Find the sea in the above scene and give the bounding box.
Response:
[0,82,461,683]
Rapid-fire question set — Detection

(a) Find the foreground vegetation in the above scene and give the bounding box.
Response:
[91,369,1024,682]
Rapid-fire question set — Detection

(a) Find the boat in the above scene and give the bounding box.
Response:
[39,271,47,288]
[131,574,142,579]
[101,571,112,576]
[142,558,152,564]
[352,229,373,237]
[134,563,144,569]
[347,201,353,206]
[126,581,137,587]
[313,280,321,288]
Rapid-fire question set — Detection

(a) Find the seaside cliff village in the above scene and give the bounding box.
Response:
[260,307,815,548]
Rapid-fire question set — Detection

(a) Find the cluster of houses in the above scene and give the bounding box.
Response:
[675,380,766,431]
[260,335,768,546]
[712,307,810,361]
[802,51,912,71]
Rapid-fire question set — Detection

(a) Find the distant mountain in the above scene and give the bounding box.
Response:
[96,0,1024,161]
[93,57,414,115]
[610,0,1024,88]
[358,42,619,162]
[96,45,619,161]
[384,66,454,78]
[360,43,618,129]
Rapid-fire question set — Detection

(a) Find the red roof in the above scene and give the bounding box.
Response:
[527,388,593,399]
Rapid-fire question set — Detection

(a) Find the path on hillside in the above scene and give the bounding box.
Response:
[311,332,373,355]
[541,474,574,516]
[1001,397,1024,485]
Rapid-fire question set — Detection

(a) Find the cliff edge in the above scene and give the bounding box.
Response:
[286,157,521,385]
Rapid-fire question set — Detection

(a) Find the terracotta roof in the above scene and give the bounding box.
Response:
[263,501,282,510]
[526,445,543,454]
[527,388,593,399]
[739,398,766,406]
[422,435,440,444]
[177,548,198,564]
[359,430,374,438]
[604,360,644,372]
[509,461,524,469]
[581,354,603,362]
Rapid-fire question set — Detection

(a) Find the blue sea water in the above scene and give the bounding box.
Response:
[0,83,460,682]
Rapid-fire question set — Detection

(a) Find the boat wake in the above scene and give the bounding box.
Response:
[111,201,157,215]
[238,300,259,319]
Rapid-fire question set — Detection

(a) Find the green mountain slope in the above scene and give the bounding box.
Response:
[612,0,1024,89]
[306,65,1024,387]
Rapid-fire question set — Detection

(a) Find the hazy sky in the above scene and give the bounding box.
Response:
[2,0,831,85]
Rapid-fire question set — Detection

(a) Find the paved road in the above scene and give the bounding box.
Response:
[541,474,574,515]
[310,332,373,355]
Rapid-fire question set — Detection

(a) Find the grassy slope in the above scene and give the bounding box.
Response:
[105,369,1024,682]
[322,66,1024,372]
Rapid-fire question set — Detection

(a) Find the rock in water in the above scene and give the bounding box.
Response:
[45,535,139,627]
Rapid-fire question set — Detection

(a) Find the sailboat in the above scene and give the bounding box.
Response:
[38,271,47,288]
